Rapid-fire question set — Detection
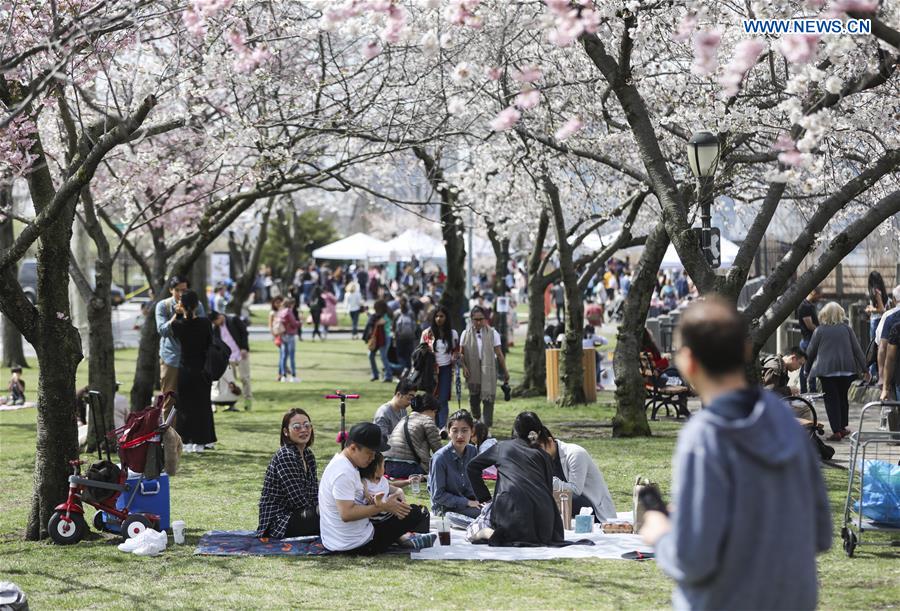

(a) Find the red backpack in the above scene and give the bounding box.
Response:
[117,394,168,474]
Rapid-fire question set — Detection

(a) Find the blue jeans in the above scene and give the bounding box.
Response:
[384,460,425,479]
[369,345,394,381]
[869,316,881,379]
[279,334,296,377]
[350,310,361,335]
[436,365,452,428]
[799,337,817,393]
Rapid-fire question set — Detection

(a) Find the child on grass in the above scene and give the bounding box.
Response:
[3,366,25,406]
[358,451,436,550]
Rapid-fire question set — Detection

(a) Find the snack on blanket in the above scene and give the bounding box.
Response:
[601,522,634,534]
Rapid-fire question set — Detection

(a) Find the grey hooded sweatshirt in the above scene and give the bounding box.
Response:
[655,387,832,611]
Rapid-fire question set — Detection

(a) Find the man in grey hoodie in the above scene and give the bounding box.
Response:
[641,297,832,611]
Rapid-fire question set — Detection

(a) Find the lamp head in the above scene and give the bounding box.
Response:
[687,131,720,179]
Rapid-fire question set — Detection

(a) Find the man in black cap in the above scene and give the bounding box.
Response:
[318,422,434,553]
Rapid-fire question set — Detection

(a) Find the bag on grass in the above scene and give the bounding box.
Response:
[854,460,900,525]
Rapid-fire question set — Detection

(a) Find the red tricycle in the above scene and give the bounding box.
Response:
[48,391,174,545]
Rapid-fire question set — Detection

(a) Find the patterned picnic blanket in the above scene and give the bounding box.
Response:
[195,530,330,556]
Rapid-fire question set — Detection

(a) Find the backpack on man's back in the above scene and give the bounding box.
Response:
[395,311,418,341]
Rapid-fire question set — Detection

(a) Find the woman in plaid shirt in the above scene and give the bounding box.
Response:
[257,409,320,538]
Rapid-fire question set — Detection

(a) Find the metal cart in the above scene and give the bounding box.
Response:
[841,401,900,557]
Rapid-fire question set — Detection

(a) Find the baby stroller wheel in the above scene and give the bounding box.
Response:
[93,511,107,532]
[48,511,86,545]
[843,530,857,557]
[122,514,155,539]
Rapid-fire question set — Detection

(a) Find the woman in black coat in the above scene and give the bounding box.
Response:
[467,411,565,547]
[173,289,216,452]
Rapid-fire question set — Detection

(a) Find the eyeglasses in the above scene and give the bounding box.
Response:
[289,423,313,431]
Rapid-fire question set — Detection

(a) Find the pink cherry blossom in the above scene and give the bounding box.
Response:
[362,39,382,60]
[719,39,766,97]
[484,66,502,81]
[489,106,521,131]
[778,34,819,64]
[672,13,698,42]
[512,65,542,83]
[774,134,803,167]
[554,116,584,141]
[515,89,540,110]
[691,30,721,75]
[833,0,879,11]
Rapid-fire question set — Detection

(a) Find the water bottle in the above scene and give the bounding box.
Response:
[558,490,572,530]
[879,406,889,431]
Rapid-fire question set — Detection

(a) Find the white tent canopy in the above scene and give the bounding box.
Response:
[311,232,387,260]
[369,229,446,262]
[659,235,740,270]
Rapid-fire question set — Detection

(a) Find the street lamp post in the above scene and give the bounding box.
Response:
[686,131,720,266]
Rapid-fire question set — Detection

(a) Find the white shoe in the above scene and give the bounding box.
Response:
[118,529,152,552]
[183,444,194,453]
[193,444,204,453]
[289,376,299,383]
[132,541,163,556]
[203,443,215,450]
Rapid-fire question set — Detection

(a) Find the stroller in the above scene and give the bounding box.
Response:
[49,391,175,545]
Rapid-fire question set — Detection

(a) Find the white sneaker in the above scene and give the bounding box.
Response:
[289,376,298,383]
[118,529,151,552]
[193,444,204,453]
[203,443,215,450]
[132,541,163,556]
[183,444,194,453]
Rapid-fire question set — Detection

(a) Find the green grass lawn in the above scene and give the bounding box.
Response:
[1,339,898,609]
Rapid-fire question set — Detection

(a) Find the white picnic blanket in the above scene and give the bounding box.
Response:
[413,512,653,561]
[0,402,35,411]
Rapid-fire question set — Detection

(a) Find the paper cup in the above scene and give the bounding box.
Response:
[172,520,186,544]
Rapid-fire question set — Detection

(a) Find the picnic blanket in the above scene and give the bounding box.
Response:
[195,531,329,556]
[413,512,653,561]
[0,402,35,412]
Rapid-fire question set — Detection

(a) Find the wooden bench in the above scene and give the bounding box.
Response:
[640,352,694,420]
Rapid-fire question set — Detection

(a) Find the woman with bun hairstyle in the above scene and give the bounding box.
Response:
[466,411,565,546]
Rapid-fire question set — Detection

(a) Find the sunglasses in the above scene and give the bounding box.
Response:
[289,423,313,431]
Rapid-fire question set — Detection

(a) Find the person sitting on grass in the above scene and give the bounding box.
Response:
[760,347,807,397]
[373,378,416,445]
[257,408,320,538]
[318,422,434,553]
[383,394,442,479]
[539,428,617,522]
[466,411,566,547]
[4,366,25,406]
[428,410,483,519]
[357,451,392,524]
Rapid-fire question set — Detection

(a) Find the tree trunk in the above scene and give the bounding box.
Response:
[612,221,669,437]
[26,194,82,540]
[130,299,162,411]
[0,187,28,368]
[228,200,273,316]
[412,147,467,332]
[543,173,585,406]
[440,200,467,332]
[86,292,116,444]
[518,211,551,396]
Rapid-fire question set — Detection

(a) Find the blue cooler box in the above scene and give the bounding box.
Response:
[103,473,170,533]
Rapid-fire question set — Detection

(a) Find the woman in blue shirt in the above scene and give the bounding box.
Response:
[428,410,482,518]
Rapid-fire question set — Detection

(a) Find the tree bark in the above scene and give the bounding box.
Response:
[70,188,117,443]
[612,220,669,437]
[542,173,585,406]
[413,147,467,331]
[518,210,551,396]
[228,200,273,316]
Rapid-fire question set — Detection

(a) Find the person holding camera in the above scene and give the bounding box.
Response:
[460,306,509,427]
[640,297,831,611]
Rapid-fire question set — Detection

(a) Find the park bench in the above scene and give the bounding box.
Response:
[639,351,694,420]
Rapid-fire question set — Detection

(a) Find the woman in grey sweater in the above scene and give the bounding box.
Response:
[806,302,867,440]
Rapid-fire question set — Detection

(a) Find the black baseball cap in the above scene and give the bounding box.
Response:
[347,422,390,452]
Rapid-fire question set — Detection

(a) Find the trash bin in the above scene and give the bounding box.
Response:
[582,348,597,403]
[546,348,560,402]
[546,348,596,403]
